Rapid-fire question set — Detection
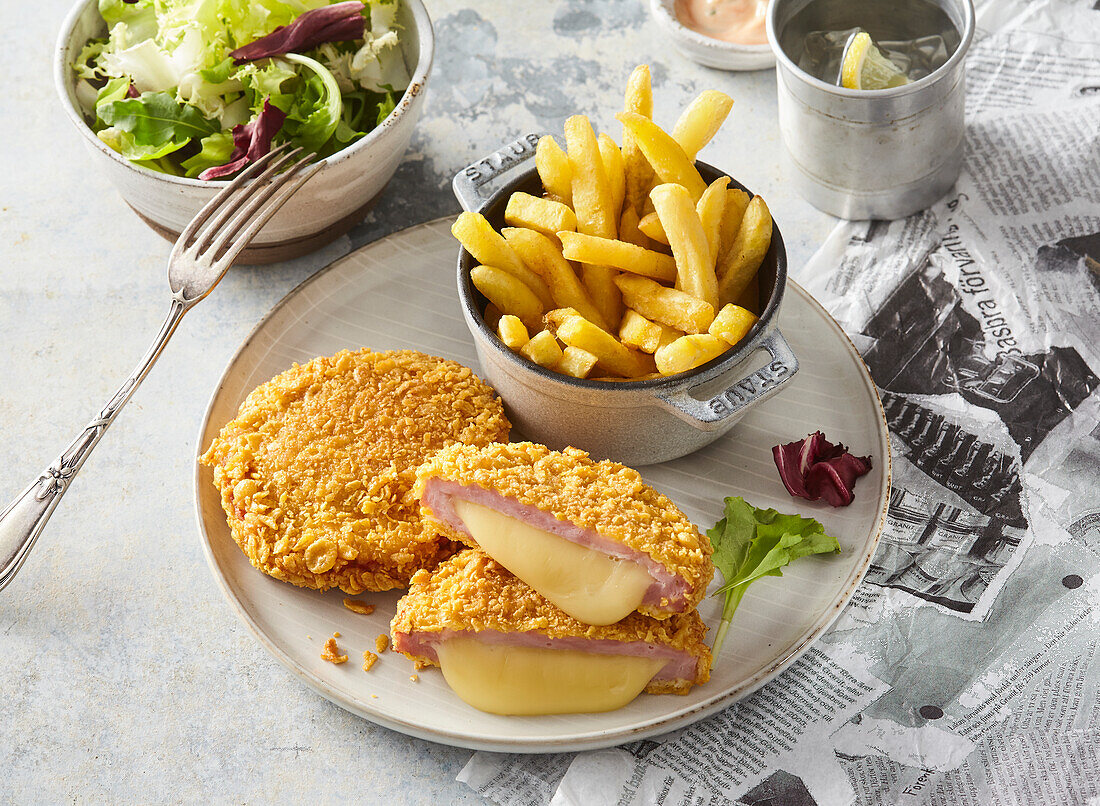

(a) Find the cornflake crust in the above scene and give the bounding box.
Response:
[362,651,378,672]
[322,636,348,665]
[343,598,375,616]
[392,551,711,694]
[201,349,510,593]
[414,442,714,616]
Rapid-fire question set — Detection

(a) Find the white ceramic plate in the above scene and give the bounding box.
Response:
[194,217,890,753]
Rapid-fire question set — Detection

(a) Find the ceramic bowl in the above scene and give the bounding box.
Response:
[53,0,434,264]
[649,0,776,71]
[452,134,798,466]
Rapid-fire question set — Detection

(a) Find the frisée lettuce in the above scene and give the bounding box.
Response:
[73,0,409,179]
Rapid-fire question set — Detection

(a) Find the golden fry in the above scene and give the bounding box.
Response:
[709,303,758,347]
[558,231,677,283]
[497,314,530,351]
[566,116,622,327]
[520,329,564,368]
[650,183,718,310]
[672,90,734,161]
[557,315,656,378]
[717,188,751,265]
[453,212,554,308]
[618,206,650,249]
[471,264,545,332]
[555,345,599,379]
[536,135,572,206]
[717,196,772,307]
[655,334,730,376]
[565,115,617,239]
[616,112,707,200]
[622,64,655,216]
[637,211,669,245]
[735,274,759,314]
[502,228,609,331]
[543,306,583,334]
[618,308,664,354]
[614,274,715,334]
[598,133,626,225]
[504,192,577,241]
[696,177,730,268]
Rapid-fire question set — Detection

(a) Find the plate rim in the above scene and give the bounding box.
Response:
[192,216,892,753]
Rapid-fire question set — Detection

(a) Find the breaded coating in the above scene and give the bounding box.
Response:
[392,551,711,694]
[322,636,348,665]
[201,349,510,593]
[414,442,713,616]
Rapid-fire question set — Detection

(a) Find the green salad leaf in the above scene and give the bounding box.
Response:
[282,53,343,155]
[181,132,236,177]
[98,91,220,145]
[707,497,841,656]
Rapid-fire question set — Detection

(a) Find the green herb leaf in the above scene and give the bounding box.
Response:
[98,91,220,146]
[181,131,236,177]
[707,497,841,656]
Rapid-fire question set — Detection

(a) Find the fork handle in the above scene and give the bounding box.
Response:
[0,298,188,592]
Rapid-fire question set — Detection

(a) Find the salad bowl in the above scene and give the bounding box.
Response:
[54,0,434,263]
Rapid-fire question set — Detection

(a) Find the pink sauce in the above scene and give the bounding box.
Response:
[674,0,769,46]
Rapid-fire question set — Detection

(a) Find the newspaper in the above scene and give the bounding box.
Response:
[458,1,1100,803]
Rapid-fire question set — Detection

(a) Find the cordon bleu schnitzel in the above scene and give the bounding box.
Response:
[414,442,714,625]
[201,349,510,593]
[391,550,712,714]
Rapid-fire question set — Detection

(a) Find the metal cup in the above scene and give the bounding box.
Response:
[767,0,975,219]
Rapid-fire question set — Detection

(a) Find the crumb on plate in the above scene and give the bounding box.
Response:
[321,636,348,665]
[344,598,376,615]
[376,634,389,653]
[362,650,378,672]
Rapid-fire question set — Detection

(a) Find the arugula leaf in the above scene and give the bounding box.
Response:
[707,497,841,656]
[98,91,220,146]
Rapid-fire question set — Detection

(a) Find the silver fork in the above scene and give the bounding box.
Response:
[0,144,322,593]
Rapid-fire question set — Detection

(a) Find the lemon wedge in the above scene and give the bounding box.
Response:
[840,31,911,90]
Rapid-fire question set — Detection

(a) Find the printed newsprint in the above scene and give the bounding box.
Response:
[458,0,1100,803]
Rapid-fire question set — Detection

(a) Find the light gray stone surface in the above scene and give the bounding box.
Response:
[0,1,835,802]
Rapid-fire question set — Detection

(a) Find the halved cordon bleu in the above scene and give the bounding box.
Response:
[391,551,711,714]
[413,442,714,625]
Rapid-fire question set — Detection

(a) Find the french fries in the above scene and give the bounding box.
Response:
[614,274,715,334]
[637,211,669,245]
[598,133,626,225]
[505,192,577,241]
[616,112,707,200]
[709,303,758,347]
[459,67,772,383]
[521,329,565,368]
[471,264,544,332]
[696,177,729,267]
[497,315,529,350]
[502,228,610,331]
[453,212,555,308]
[650,183,718,310]
[672,90,734,162]
[558,231,677,283]
[717,188,751,264]
[621,64,655,216]
[717,196,772,307]
[557,314,656,378]
[655,334,729,376]
[618,309,664,354]
[536,135,572,205]
[555,345,599,379]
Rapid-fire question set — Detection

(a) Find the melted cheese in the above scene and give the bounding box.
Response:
[452,499,653,626]
[435,637,664,715]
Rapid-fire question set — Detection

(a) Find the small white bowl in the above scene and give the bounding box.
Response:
[54,0,434,263]
[649,0,776,71]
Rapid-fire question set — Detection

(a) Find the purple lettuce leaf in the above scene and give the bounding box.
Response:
[772,432,873,507]
[230,1,366,63]
[198,100,287,180]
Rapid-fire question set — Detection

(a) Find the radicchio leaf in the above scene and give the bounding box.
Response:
[772,431,873,507]
[198,100,287,180]
[230,2,366,63]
